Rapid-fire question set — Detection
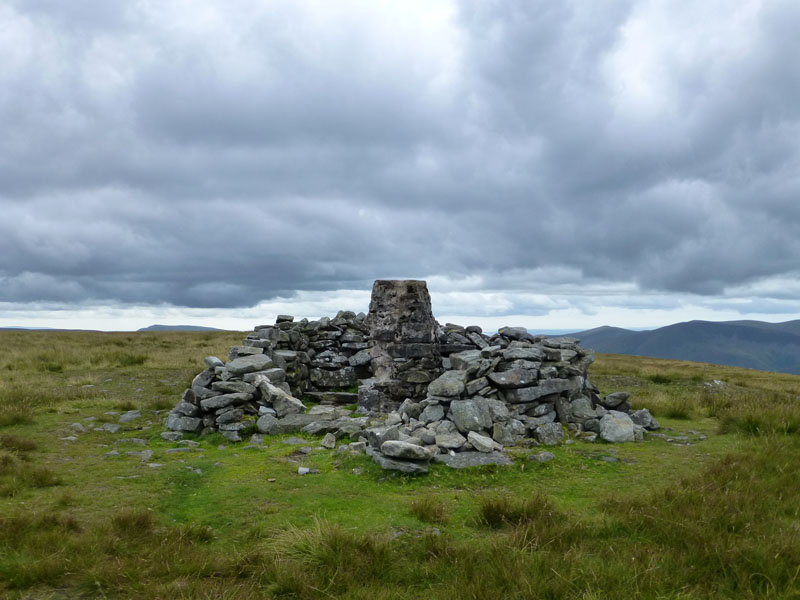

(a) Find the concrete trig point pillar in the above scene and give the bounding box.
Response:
[360,280,442,411]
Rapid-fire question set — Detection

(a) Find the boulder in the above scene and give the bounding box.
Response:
[380,440,433,461]
[601,392,630,409]
[534,423,564,446]
[364,424,400,449]
[427,370,467,397]
[449,350,482,371]
[211,380,257,395]
[254,375,306,417]
[200,393,252,412]
[467,431,496,453]
[418,404,445,424]
[488,368,538,389]
[599,411,635,443]
[367,447,429,473]
[434,421,467,449]
[226,354,273,375]
[492,419,526,446]
[450,398,492,433]
[630,408,660,430]
[432,452,513,469]
[165,414,202,432]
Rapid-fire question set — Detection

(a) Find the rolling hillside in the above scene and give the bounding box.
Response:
[570,320,800,374]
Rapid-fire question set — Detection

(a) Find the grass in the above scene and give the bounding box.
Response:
[1,332,800,598]
[409,497,450,524]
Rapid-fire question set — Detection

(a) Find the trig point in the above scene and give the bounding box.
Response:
[362,280,442,410]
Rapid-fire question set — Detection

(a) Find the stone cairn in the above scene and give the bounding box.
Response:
[166,280,660,473]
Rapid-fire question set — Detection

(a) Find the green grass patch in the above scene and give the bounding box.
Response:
[1,332,800,598]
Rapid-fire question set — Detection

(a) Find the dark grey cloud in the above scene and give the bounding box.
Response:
[1,0,799,314]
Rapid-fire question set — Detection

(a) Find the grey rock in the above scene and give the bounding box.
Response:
[221,430,242,442]
[448,349,483,370]
[432,451,513,469]
[488,368,538,389]
[380,440,433,460]
[204,356,224,368]
[398,399,423,419]
[583,418,600,433]
[173,401,199,417]
[191,368,216,392]
[243,368,287,385]
[602,392,630,408]
[492,419,526,446]
[255,414,279,434]
[348,349,372,367]
[450,398,492,433]
[498,326,530,341]
[570,396,597,422]
[599,411,635,443]
[465,376,489,396]
[310,367,357,389]
[484,398,510,423]
[218,421,246,431]
[535,423,564,446]
[119,410,142,423]
[199,393,252,412]
[630,408,658,430]
[127,450,154,461]
[70,422,87,433]
[226,354,272,375]
[528,451,555,462]
[502,379,576,403]
[501,347,545,362]
[165,414,201,432]
[364,424,400,449]
[427,370,467,397]
[216,409,244,425]
[467,431,496,453]
[211,380,257,395]
[161,431,183,441]
[418,404,445,424]
[367,447,429,473]
[434,421,467,449]
[114,437,148,446]
[321,433,337,449]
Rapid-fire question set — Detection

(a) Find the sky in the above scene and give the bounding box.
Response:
[2,0,800,332]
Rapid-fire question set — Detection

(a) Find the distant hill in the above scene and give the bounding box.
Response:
[569,320,800,375]
[137,325,223,332]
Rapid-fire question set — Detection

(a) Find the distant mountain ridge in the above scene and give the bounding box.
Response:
[137,325,223,332]
[568,319,800,375]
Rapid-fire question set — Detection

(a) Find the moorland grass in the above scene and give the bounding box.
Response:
[1,332,800,598]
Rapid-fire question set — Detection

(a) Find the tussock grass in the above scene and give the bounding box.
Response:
[111,509,156,536]
[0,433,37,452]
[475,493,559,529]
[409,497,450,524]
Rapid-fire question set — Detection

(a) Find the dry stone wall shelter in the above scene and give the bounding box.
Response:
[165,279,660,472]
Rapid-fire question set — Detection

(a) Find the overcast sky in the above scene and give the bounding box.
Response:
[2,0,799,331]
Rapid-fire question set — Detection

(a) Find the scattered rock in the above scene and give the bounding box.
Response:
[432,452,513,469]
[528,451,555,462]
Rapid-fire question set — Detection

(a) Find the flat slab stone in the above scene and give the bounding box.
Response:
[366,447,429,474]
[432,452,513,469]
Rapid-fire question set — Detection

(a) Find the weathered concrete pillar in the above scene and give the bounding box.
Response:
[359,280,442,411]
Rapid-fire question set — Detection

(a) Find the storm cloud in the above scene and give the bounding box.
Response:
[1,0,799,326]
